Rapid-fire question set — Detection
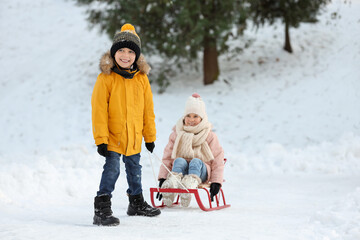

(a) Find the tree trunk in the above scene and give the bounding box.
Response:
[284,21,293,53]
[203,36,219,85]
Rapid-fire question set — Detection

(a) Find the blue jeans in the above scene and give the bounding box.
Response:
[97,151,142,197]
[172,158,208,182]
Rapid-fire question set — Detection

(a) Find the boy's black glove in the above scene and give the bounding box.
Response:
[97,143,108,157]
[145,142,155,153]
[156,178,166,200]
[210,183,221,201]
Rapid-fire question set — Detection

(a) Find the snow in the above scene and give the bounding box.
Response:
[1,0,360,239]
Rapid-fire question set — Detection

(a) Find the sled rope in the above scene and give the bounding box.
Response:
[147,150,189,192]
[147,150,160,192]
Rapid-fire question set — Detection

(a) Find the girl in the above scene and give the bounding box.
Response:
[157,93,225,207]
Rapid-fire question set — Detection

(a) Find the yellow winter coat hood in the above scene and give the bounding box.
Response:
[91,52,156,156]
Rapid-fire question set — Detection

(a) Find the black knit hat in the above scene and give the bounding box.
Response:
[110,23,141,61]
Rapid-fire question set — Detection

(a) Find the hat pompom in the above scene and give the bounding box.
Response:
[192,93,201,98]
[120,23,139,39]
[121,23,135,32]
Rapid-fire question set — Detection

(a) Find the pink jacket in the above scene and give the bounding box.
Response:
[158,127,225,184]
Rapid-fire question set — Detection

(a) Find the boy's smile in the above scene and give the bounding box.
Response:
[114,48,136,69]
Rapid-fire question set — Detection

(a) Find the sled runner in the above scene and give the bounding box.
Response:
[149,159,231,211]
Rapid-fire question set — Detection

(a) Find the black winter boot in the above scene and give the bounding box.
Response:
[127,194,161,217]
[93,195,120,226]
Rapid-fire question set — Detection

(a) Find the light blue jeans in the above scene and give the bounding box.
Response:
[172,158,208,182]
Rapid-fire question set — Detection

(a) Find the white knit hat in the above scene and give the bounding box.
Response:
[183,93,206,119]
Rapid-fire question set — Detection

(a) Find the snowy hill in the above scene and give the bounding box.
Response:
[0,0,360,239]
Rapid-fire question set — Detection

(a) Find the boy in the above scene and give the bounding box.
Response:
[91,23,160,226]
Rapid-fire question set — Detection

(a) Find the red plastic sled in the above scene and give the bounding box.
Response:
[150,158,230,211]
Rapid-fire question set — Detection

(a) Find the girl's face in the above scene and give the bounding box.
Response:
[114,48,136,69]
[184,113,202,126]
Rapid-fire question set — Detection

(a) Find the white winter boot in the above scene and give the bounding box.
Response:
[161,172,183,207]
[180,174,201,207]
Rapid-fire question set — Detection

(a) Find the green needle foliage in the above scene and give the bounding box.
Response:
[247,0,330,53]
[76,0,248,90]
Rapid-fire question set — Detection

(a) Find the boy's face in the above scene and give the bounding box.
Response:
[184,113,202,126]
[114,48,136,69]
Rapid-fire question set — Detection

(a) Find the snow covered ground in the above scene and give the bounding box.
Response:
[0,0,360,239]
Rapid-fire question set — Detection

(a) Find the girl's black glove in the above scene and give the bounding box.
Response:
[210,183,221,201]
[145,142,155,153]
[156,178,166,200]
[97,143,108,157]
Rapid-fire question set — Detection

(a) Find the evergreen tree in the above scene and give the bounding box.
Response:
[76,0,247,86]
[247,0,330,53]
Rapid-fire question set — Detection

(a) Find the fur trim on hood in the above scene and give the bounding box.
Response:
[99,51,151,75]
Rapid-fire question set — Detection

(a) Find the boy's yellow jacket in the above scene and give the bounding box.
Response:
[91,52,156,156]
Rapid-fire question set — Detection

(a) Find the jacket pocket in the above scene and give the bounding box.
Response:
[133,124,143,150]
[109,120,125,147]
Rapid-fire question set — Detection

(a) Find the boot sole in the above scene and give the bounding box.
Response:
[93,216,120,226]
[127,209,161,217]
[127,211,161,217]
